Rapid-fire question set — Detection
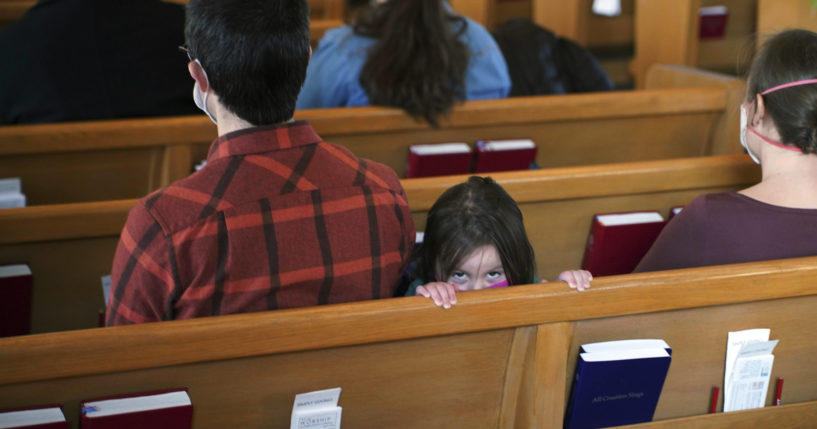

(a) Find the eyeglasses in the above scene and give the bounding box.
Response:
[178,45,193,62]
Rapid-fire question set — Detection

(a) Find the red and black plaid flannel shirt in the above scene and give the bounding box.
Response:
[107,121,415,325]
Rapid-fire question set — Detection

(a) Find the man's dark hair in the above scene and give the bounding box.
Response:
[185,0,310,125]
[746,29,817,154]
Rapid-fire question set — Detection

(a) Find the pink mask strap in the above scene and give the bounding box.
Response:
[760,79,817,95]
[748,127,802,152]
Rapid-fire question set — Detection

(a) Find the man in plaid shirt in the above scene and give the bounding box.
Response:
[106,0,415,325]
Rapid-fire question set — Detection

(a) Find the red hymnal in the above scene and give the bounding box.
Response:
[581,211,666,276]
[0,264,32,337]
[0,404,68,428]
[699,6,728,39]
[473,139,537,173]
[80,388,192,429]
[404,143,473,178]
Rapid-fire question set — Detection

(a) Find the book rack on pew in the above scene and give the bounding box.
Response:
[0,64,742,205]
[2,256,817,428]
[0,155,760,334]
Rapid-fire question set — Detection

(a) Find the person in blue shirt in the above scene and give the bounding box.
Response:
[296,0,510,125]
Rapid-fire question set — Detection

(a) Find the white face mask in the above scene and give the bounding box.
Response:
[740,105,760,164]
[192,59,218,125]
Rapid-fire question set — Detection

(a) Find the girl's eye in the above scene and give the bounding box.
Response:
[487,271,503,279]
[450,272,468,281]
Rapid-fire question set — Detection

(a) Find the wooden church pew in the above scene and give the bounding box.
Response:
[1,255,817,428]
[0,155,759,334]
[0,64,741,205]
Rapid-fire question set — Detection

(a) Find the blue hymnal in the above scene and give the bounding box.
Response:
[564,340,672,429]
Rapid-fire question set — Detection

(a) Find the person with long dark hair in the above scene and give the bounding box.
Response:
[296,0,510,126]
[406,176,591,308]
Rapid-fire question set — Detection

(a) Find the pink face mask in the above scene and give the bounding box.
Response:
[485,280,510,289]
[743,78,817,156]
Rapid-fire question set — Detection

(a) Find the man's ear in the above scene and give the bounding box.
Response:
[188,60,209,92]
[308,45,312,63]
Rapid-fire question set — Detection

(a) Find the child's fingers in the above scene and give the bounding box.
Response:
[418,282,458,309]
[437,283,457,309]
[558,270,593,292]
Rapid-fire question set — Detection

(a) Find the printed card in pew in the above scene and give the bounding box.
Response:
[0,264,32,338]
[0,178,26,209]
[404,143,473,178]
[581,211,666,276]
[80,388,192,429]
[473,139,537,173]
[291,387,342,429]
[0,404,68,428]
[564,339,672,429]
[724,329,778,412]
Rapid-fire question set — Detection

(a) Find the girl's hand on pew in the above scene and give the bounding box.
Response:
[555,270,593,292]
[416,282,460,309]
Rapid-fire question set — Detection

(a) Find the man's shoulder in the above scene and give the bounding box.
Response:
[316,140,405,193]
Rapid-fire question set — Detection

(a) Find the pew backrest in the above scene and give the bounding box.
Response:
[0,65,742,205]
[0,154,759,334]
[1,256,817,428]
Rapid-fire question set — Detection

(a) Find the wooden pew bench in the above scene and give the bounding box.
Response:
[0,64,742,205]
[0,155,759,334]
[1,256,817,428]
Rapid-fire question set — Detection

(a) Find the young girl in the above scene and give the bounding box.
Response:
[406,176,592,308]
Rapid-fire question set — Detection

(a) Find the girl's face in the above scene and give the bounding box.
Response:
[445,245,507,290]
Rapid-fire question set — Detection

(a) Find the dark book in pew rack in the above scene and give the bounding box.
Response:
[581,211,666,276]
[404,143,473,178]
[80,388,192,429]
[564,339,672,429]
[0,263,32,337]
[473,139,537,173]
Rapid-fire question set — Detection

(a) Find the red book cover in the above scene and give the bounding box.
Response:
[0,264,32,337]
[581,211,666,276]
[80,388,192,429]
[404,143,473,178]
[699,6,729,39]
[0,404,69,428]
[473,139,537,173]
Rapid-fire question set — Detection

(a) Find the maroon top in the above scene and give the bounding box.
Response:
[635,191,817,272]
[107,121,414,325]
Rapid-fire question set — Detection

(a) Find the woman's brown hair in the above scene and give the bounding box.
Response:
[354,0,469,126]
